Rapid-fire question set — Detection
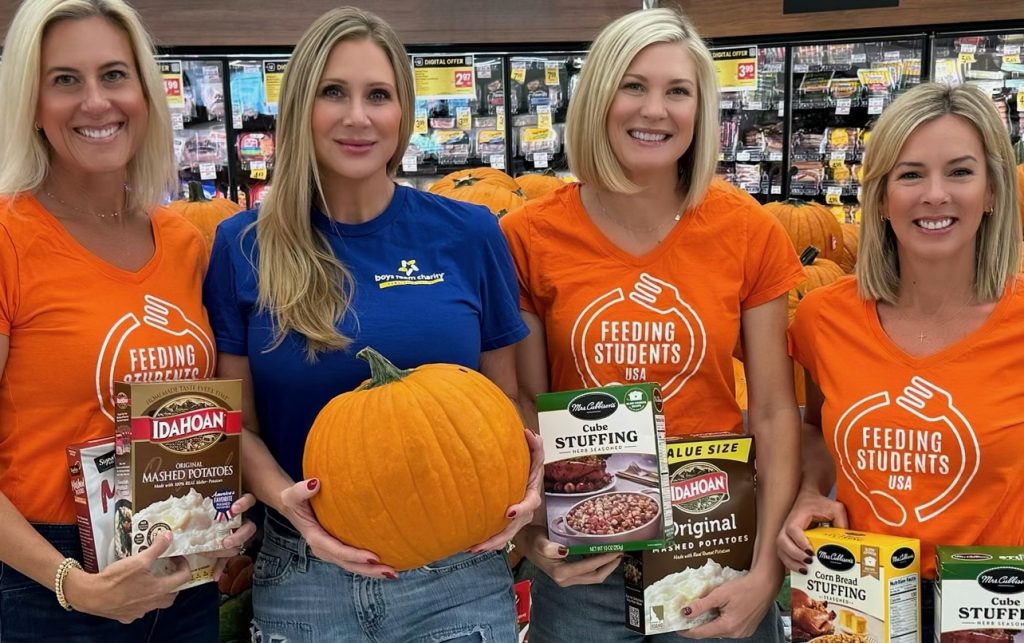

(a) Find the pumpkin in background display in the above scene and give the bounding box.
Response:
[166,181,242,246]
[303,347,529,571]
[765,199,843,262]
[428,168,526,217]
[788,246,844,405]
[515,171,565,200]
[836,223,860,274]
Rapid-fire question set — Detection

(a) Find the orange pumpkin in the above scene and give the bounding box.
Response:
[166,181,242,246]
[836,223,860,274]
[765,199,843,262]
[303,347,530,571]
[515,171,565,200]
[428,169,526,217]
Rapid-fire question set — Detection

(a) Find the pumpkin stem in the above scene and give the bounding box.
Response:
[356,346,411,388]
[186,181,212,203]
[453,176,482,188]
[799,246,820,265]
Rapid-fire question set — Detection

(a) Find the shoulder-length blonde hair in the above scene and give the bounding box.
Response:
[255,6,414,360]
[0,0,175,210]
[565,7,719,212]
[857,82,1021,303]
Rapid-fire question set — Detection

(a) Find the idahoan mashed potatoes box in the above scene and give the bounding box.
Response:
[793,528,921,643]
[113,380,242,586]
[537,383,672,555]
[935,546,1024,643]
[624,434,757,635]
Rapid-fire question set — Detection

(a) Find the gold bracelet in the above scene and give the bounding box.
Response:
[54,557,82,612]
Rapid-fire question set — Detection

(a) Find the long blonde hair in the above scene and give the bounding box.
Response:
[565,7,719,211]
[255,6,414,360]
[0,0,176,209]
[857,83,1020,303]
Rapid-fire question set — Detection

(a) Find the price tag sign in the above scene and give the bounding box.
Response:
[536,105,552,130]
[170,112,184,131]
[746,101,763,111]
[496,111,506,132]
[794,64,809,74]
[199,162,217,181]
[490,154,506,170]
[1017,92,1024,111]
[475,62,491,79]
[401,155,417,173]
[771,185,782,195]
[884,51,901,61]
[263,60,288,113]
[545,61,560,86]
[960,43,978,54]
[510,62,526,85]
[711,47,759,92]
[830,151,846,162]
[719,100,735,110]
[958,52,976,64]
[456,106,472,131]
[826,186,843,205]
[769,151,783,162]
[159,60,184,108]
[1005,44,1022,55]
[736,151,751,162]
[868,96,884,114]
[533,152,549,168]
[232,112,243,130]
[414,109,429,135]
[852,53,868,64]
[412,55,475,100]
[835,98,852,115]
[1005,55,1022,64]
[249,160,267,180]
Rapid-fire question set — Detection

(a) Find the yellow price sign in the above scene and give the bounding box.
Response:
[456,107,472,131]
[249,161,267,180]
[412,55,475,100]
[826,189,843,206]
[711,47,758,93]
[159,60,184,108]
[414,111,428,135]
[545,62,560,86]
[510,64,526,85]
[1018,92,1024,111]
[263,60,288,111]
[958,52,976,64]
[536,105,552,130]
[1005,55,1022,64]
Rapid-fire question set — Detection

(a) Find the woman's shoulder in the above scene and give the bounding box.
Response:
[501,182,580,232]
[799,275,861,315]
[402,186,506,240]
[698,179,772,220]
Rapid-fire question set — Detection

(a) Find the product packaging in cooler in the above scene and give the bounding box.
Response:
[113,380,243,588]
[624,434,757,635]
[537,383,672,555]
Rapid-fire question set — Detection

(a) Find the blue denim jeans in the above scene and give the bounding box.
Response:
[0,523,217,642]
[526,560,785,643]
[252,512,518,642]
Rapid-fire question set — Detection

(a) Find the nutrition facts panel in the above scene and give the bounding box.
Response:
[888,573,919,642]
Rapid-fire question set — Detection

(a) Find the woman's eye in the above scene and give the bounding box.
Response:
[321,85,343,98]
[669,86,691,97]
[950,168,974,177]
[621,82,644,93]
[368,89,391,102]
[53,74,77,86]
[897,171,921,180]
[103,69,128,82]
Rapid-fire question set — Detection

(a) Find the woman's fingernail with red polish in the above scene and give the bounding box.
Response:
[507,510,517,519]
[367,558,381,566]
[799,567,808,575]
[803,557,813,565]
[683,607,692,616]
[805,549,813,556]
[307,479,318,490]
[383,572,398,580]
[557,546,568,556]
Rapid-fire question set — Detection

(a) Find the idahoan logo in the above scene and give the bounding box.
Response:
[375,259,446,289]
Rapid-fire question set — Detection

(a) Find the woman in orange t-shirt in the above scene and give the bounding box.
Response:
[0,1,253,640]
[782,83,1023,643]
[501,7,803,642]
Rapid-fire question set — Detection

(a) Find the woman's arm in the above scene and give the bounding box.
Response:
[685,293,800,638]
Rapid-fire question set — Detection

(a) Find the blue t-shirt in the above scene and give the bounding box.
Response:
[203,185,528,483]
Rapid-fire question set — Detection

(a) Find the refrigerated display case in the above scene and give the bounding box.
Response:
[714,45,788,202]
[508,52,586,176]
[156,57,231,200]
[786,35,925,222]
[931,29,1024,159]
[399,54,508,189]
[228,56,287,209]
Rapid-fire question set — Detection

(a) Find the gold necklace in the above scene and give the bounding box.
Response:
[42,183,130,219]
[889,299,972,343]
[594,191,682,236]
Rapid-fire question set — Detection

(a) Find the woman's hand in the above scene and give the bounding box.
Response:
[210,493,258,580]
[680,567,779,639]
[279,478,397,579]
[778,490,848,572]
[63,533,192,623]
[469,429,543,553]
[516,524,621,587]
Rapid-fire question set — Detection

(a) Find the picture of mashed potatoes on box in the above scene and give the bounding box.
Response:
[624,434,757,634]
[113,380,242,586]
[793,528,921,643]
[537,384,672,555]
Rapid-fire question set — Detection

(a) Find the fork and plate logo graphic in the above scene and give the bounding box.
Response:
[834,376,979,527]
[570,273,707,401]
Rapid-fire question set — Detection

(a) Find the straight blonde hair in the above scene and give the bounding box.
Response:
[857,83,1021,303]
[0,0,176,210]
[255,6,414,360]
[565,7,719,212]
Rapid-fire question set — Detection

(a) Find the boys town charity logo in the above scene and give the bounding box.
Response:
[95,294,215,420]
[570,272,706,401]
[834,376,980,528]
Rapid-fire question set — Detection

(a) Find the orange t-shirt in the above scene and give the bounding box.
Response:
[789,277,1024,578]
[0,194,215,523]
[500,180,803,436]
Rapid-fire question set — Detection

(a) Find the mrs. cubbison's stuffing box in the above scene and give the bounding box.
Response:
[113,380,242,587]
[624,434,757,634]
[935,545,1024,642]
[536,383,672,555]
